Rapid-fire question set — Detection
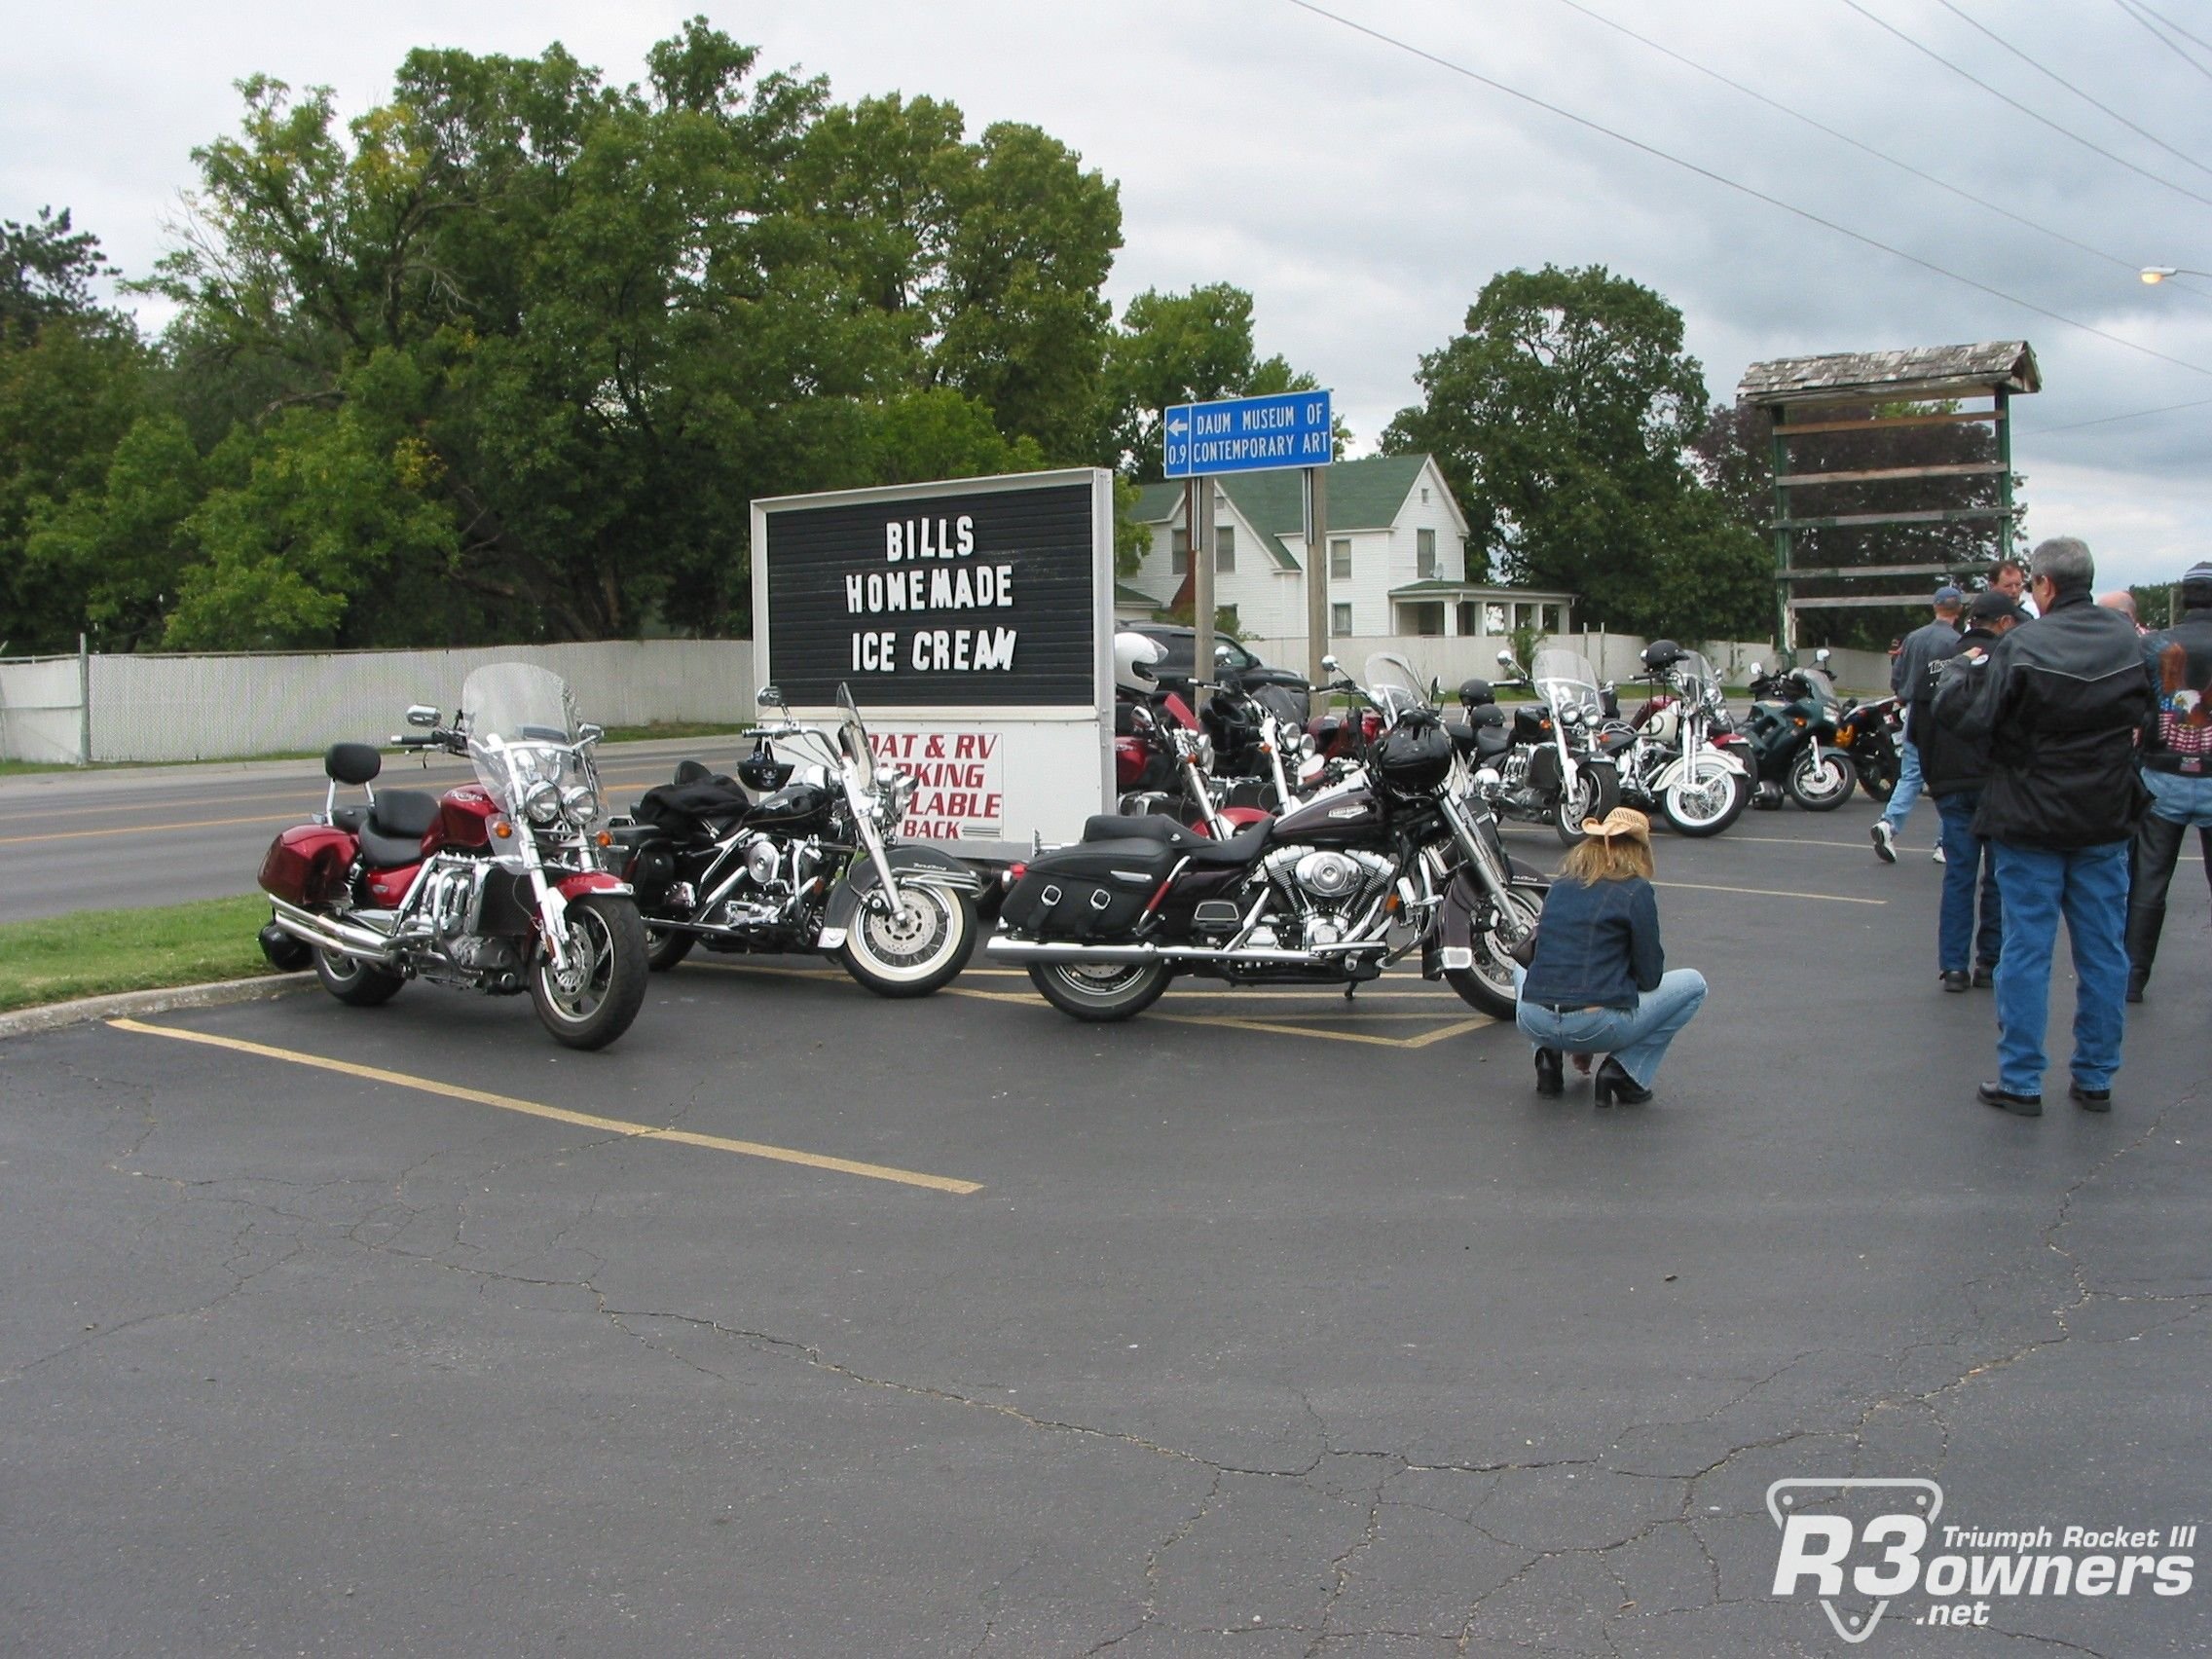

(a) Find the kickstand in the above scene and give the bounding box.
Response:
[1343,980,1356,1002]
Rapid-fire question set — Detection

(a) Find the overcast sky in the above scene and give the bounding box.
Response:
[10,0,2211,592]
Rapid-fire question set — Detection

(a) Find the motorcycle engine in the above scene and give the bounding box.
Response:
[1258,845,1395,947]
[419,858,488,938]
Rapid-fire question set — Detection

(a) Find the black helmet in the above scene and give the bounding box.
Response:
[1641,639,1686,672]
[735,740,793,794]
[1457,677,1496,708]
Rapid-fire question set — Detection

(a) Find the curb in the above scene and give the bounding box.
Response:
[0,973,314,1041]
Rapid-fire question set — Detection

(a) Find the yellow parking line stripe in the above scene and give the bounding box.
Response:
[1653,879,1884,905]
[692,960,1478,1002]
[105,1017,980,1195]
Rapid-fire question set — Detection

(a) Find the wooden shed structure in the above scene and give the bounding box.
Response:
[1738,340,2039,649]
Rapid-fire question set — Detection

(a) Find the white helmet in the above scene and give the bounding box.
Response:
[1113,631,1168,694]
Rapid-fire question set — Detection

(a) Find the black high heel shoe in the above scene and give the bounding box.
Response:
[1534,1048,1564,1096]
[1593,1057,1652,1107]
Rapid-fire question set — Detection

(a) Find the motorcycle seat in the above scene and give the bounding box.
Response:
[357,789,440,867]
[1084,814,1206,848]
[330,804,369,833]
[1184,819,1272,866]
[607,821,670,850]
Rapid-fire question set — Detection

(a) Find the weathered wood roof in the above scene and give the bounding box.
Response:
[1737,341,2040,407]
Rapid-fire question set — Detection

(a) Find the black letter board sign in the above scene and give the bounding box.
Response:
[751,468,1115,855]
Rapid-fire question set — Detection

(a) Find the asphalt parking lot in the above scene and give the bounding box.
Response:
[3,803,2207,1656]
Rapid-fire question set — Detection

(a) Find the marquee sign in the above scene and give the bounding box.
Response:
[751,468,1116,857]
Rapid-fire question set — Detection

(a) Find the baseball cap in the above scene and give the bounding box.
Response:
[2183,561,2212,598]
[1969,589,2022,624]
[1933,584,1964,606]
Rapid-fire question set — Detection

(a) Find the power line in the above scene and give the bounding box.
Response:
[1278,0,2212,381]
[1934,0,2212,183]
[1838,0,2212,212]
[2020,394,2212,434]
[2115,0,2212,82]
[1551,0,2206,295]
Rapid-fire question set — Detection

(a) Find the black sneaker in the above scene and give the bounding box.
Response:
[2069,1082,2113,1113]
[1871,821,1898,864]
[1940,970,1971,992]
[1978,1081,2043,1117]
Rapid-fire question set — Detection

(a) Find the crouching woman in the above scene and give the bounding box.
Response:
[1513,807,1708,1105]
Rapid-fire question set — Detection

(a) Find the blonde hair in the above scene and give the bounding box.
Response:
[1561,831,1654,885]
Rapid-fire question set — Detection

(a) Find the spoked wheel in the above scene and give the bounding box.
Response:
[313,947,405,1007]
[530,895,648,1050]
[1661,757,1751,838]
[839,883,977,998]
[1553,766,1619,845]
[1026,960,1173,1022]
[1446,884,1544,1019]
[1787,749,1858,812]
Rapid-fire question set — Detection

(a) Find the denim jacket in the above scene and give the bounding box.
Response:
[1517,874,1664,1012]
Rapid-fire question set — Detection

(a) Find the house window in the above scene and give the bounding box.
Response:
[1329,537,1351,580]
[1331,602,1353,637]
[1417,528,1436,579]
[1420,487,1429,504]
[1170,526,1188,575]
[1215,525,1235,573]
[1484,603,1508,635]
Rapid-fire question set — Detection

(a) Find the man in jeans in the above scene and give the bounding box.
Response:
[2125,560,2212,1001]
[1932,538,2152,1115]
[1917,590,2022,989]
[1873,586,1964,864]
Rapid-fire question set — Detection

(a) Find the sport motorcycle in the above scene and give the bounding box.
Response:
[986,652,1549,1023]
[1740,651,1856,810]
[1834,691,1903,803]
[255,662,648,1050]
[608,684,983,997]
[1489,646,1624,843]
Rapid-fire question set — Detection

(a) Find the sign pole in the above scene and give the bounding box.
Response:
[1304,465,1328,686]
[1192,478,1214,714]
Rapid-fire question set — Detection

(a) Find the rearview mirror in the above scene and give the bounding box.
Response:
[405,704,439,728]
[1495,650,1515,668]
[1321,653,1341,674]
[756,685,784,709]
[1815,647,1833,665]
[1747,662,1765,680]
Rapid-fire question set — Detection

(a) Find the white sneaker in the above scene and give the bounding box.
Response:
[1871,821,1898,864]
[1933,844,1946,864]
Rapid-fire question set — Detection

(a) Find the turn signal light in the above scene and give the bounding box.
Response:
[492,818,515,839]
[595,830,613,847]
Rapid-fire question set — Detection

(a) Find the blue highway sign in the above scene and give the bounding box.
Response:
[1162,390,1333,479]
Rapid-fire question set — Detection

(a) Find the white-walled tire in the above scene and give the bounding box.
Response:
[1662,759,1751,837]
[839,884,977,998]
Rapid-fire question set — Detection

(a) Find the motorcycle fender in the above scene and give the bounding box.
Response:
[1436,868,1547,973]
[552,870,632,902]
[820,845,983,948]
[1654,749,1750,791]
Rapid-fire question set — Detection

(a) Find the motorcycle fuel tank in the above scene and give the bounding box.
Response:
[745,780,833,830]
[437,785,498,850]
[1272,781,1384,845]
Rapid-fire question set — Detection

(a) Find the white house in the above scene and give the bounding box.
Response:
[1124,454,1574,639]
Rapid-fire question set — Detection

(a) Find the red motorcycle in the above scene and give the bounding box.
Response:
[1115,680,1268,838]
[256,663,649,1050]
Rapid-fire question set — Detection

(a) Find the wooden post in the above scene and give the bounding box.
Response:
[1994,386,2014,563]
[1768,410,1794,659]
[1305,465,1329,685]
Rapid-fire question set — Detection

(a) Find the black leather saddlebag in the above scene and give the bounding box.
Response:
[1000,840,1174,940]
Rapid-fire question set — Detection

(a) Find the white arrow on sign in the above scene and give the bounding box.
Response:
[1166,413,1189,436]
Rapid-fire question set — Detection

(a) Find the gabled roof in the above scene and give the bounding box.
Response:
[1129,455,1443,571]
[1114,580,1162,607]
[1736,341,2040,407]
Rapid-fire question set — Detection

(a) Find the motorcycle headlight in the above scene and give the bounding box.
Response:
[888,773,917,819]
[560,784,599,823]
[1194,733,1214,770]
[524,780,562,825]
[1560,705,1583,727]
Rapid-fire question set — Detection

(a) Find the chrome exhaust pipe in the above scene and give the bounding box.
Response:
[267,898,399,965]
[984,935,1334,969]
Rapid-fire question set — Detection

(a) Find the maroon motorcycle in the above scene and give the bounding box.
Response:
[255,663,648,1050]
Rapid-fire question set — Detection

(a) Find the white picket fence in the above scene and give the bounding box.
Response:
[0,639,756,764]
[1244,634,1893,697]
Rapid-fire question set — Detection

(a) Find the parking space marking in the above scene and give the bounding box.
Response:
[1653,879,1884,905]
[105,1017,982,1195]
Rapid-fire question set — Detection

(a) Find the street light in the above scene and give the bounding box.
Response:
[2140,266,2211,283]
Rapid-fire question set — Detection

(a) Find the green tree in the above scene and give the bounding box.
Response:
[1101,283,1321,480]
[1382,264,1763,640]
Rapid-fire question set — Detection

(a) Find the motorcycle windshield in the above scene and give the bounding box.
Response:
[1800,668,1839,707]
[1362,652,1432,729]
[460,663,586,816]
[835,682,872,772]
[1676,653,1719,700]
[1532,649,1604,722]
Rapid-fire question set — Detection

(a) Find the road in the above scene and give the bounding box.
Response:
[3,807,2207,1654]
[0,738,744,924]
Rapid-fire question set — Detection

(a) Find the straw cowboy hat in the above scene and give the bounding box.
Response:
[1579,806,1651,843]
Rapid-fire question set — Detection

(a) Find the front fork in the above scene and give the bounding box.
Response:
[1441,794,1525,938]
[519,834,575,974]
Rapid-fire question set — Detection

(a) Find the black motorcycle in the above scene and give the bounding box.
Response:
[1834,691,1902,803]
[1739,650,1857,811]
[608,684,983,996]
[986,653,1549,1023]
[1489,646,1624,843]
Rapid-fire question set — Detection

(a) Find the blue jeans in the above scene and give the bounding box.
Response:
[1881,738,1924,832]
[1513,965,1709,1088]
[1936,792,2001,973]
[1990,839,2130,1095]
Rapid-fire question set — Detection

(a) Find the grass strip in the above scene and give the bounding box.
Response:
[0,895,277,1014]
[0,720,754,777]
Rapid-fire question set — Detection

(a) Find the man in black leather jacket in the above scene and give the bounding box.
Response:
[1931,537,2152,1115]
[2125,560,2212,1000]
